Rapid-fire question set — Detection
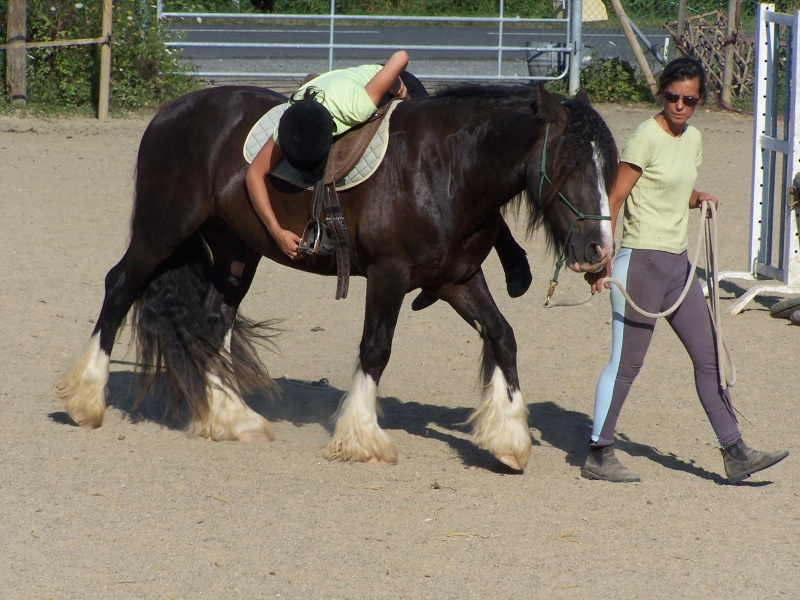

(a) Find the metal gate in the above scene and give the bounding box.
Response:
[156,0,585,94]
[716,3,800,314]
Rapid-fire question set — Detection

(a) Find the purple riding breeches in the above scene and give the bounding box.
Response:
[591,247,741,448]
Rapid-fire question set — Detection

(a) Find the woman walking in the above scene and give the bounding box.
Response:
[582,57,789,484]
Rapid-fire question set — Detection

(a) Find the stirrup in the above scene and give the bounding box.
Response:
[298,219,323,256]
[297,218,334,256]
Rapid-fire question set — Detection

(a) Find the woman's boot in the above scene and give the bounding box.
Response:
[581,445,641,482]
[720,439,789,483]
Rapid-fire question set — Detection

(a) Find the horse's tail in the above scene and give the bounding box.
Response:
[130,233,278,422]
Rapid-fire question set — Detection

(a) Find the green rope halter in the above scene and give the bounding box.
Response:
[539,121,611,303]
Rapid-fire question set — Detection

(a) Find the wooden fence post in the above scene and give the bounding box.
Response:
[608,0,658,98]
[6,0,27,107]
[674,0,687,60]
[720,0,739,107]
[97,0,112,120]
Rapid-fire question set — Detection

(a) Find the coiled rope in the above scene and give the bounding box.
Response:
[545,201,735,389]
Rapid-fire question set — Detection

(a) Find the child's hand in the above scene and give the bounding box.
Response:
[276,229,303,260]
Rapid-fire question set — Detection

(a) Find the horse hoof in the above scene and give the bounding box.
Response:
[323,439,398,465]
[79,415,103,429]
[239,429,275,443]
[494,453,524,471]
[60,395,105,429]
[505,267,533,298]
[411,290,438,311]
[71,411,104,429]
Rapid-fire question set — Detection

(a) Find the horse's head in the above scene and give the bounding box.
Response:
[527,84,618,274]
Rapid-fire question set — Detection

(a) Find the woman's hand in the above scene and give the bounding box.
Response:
[691,190,719,217]
[366,50,410,105]
[584,262,611,295]
[247,139,305,260]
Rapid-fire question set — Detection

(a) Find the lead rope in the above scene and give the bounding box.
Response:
[703,202,736,389]
[546,201,735,389]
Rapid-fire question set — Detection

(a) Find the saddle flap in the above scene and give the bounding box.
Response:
[323,99,399,185]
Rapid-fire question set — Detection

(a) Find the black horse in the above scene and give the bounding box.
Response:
[57,82,617,471]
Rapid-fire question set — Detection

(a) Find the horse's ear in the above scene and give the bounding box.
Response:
[535,82,568,124]
[575,88,592,106]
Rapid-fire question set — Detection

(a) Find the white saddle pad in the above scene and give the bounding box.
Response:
[243,100,399,191]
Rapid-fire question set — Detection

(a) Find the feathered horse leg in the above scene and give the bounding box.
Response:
[445,270,532,471]
[324,264,407,463]
[57,243,167,428]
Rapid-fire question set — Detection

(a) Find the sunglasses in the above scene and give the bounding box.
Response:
[663,91,700,107]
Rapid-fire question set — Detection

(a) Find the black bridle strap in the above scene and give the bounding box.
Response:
[539,121,610,303]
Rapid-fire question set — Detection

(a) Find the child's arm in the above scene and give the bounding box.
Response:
[365,50,409,105]
[246,138,302,259]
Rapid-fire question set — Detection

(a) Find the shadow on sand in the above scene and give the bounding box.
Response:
[48,365,772,484]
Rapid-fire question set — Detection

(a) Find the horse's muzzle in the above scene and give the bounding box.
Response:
[568,241,613,273]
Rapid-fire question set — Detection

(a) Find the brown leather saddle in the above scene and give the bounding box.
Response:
[297,101,396,300]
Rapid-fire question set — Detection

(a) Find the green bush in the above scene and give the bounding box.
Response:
[548,57,653,104]
[0,0,198,112]
[165,0,247,13]
[582,58,652,103]
[274,0,554,17]
[161,0,555,17]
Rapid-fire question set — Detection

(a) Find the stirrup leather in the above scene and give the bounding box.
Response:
[297,180,352,300]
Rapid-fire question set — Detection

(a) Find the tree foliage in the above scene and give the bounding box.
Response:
[1,0,198,112]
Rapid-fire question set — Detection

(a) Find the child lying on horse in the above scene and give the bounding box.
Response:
[244,50,532,304]
[246,50,411,260]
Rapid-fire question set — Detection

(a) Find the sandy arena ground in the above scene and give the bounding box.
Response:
[0,100,798,599]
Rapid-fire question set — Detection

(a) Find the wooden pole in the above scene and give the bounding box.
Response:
[674,0,687,60]
[0,36,109,50]
[6,0,27,107]
[608,0,658,98]
[720,0,738,107]
[97,0,113,120]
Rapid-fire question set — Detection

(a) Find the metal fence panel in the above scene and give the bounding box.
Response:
[156,0,577,87]
[157,1,795,97]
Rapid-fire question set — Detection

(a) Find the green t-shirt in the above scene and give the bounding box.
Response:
[274,64,382,144]
[620,117,702,253]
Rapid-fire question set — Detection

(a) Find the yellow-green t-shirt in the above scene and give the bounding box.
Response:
[619,117,702,253]
[274,64,381,145]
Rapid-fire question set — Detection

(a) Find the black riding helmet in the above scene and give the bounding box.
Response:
[278,91,334,179]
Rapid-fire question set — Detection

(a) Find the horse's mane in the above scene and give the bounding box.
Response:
[522,95,618,241]
[432,83,539,102]
[423,83,618,247]
[554,96,618,195]
[429,86,616,188]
